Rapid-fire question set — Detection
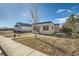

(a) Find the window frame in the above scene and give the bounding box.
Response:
[43,25,49,31]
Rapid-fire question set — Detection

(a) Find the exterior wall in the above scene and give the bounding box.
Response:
[14,26,32,32]
[39,23,55,34]
[32,23,55,34]
[14,27,22,32]
[54,25,59,33]
[21,26,32,32]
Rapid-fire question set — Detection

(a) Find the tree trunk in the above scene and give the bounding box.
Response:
[72,24,76,38]
[35,23,37,39]
[35,31,37,39]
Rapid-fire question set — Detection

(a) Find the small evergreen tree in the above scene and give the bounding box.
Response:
[63,27,72,36]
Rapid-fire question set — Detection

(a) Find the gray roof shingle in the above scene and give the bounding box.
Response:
[15,22,32,27]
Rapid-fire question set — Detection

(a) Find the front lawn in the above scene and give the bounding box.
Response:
[15,33,79,56]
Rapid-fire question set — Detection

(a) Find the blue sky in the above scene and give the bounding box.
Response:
[0,3,79,27]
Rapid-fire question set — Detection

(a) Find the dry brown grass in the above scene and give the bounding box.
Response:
[15,33,79,56]
[0,31,14,38]
[0,31,79,56]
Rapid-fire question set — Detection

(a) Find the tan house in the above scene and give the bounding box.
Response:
[32,21,59,34]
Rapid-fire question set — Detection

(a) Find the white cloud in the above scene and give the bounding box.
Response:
[23,11,29,17]
[23,13,27,16]
[67,9,73,13]
[53,17,68,27]
[56,9,66,13]
[56,9,74,14]
[54,17,68,24]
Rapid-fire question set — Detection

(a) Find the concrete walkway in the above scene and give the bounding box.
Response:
[0,35,47,56]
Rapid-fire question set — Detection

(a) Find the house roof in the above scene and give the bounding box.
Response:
[15,21,59,27]
[15,22,32,27]
[54,24,59,25]
[33,21,54,24]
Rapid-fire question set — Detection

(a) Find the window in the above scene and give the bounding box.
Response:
[43,26,49,30]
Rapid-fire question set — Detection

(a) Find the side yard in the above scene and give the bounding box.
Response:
[15,33,79,56]
[0,31,79,56]
[0,31,14,38]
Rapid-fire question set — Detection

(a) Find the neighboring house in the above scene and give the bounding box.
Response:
[14,22,32,32]
[32,21,59,34]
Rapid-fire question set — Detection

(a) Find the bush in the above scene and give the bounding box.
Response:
[54,33,68,38]
[62,27,72,36]
[77,32,79,34]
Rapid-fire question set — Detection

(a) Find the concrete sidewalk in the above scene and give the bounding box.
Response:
[0,35,47,56]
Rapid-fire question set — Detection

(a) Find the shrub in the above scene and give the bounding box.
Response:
[77,32,79,34]
[62,27,72,36]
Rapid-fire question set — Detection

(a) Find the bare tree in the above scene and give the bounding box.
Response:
[29,4,40,39]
